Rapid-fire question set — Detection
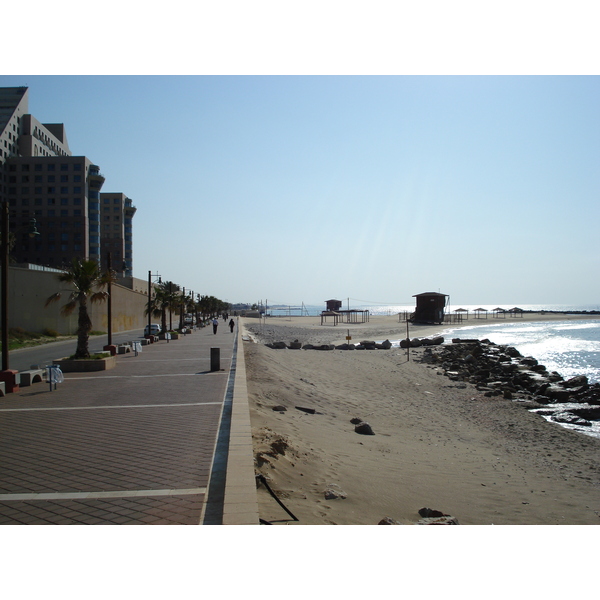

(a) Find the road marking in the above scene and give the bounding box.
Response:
[0,488,207,501]
[0,402,222,412]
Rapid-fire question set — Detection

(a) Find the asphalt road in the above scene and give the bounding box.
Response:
[6,329,146,372]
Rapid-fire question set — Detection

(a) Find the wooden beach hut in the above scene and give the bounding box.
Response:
[325,299,342,312]
[474,308,488,319]
[410,292,448,324]
[492,308,506,319]
[508,307,524,318]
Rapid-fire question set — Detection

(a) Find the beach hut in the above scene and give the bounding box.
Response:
[474,308,488,319]
[492,308,506,319]
[508,307,524,318]
[325,299,342,312]
[410,292,448,324]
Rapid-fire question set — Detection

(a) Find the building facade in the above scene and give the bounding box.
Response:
[0,86,135,277]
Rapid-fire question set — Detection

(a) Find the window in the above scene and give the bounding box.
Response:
[61,233,69,241]
[73,175,81,182]
[47,164,55,171]
[73,186,81,193]
[74,209,81,216]
[60,198,68,205]
[60,210,68,216]
[73,198,81,205]
[60,164,68,171]
[74,163,81,171]
[60,175,68,182]
[47,187,55,193]
[48,210,55,216]
[34,164,42,171]
[35,175,42,183]
[47,198,55,205]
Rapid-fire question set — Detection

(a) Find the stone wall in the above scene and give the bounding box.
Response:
[4,266,150,335]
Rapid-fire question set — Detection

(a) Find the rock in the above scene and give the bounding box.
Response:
[378,517,401,525]
[563,375,589,388]
[324,484,347,500]
[360,341,376,349]
[416,516,460,525]
[288,341,302,349]
[295,406,316,414]
[418,507,448,518]
[316,344,335,351]
[302,344,314,350]
[410,338,423,347]
[551,412,592,426]
[270,341,287,349]
[354,421,375,435]
[272,405,287,412]
[379,339,392,349]
[545,386,571,402]
[400,339,410,348]
[350,417,363,424]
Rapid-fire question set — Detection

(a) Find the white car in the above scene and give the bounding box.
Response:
[144,324,161,335]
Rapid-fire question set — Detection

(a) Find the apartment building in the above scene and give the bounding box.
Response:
[0,86,135,276]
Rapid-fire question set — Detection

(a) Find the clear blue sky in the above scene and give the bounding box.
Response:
[1,74,598,308]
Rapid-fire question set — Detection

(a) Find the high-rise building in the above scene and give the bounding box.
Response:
[0,86,135,276]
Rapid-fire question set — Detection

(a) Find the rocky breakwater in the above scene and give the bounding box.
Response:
[422,338,600,433]
[266,336,444,351]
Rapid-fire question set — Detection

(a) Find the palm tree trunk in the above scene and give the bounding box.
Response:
[75,300,92,358]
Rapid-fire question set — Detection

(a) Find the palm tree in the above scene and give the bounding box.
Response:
[45,258,112,359]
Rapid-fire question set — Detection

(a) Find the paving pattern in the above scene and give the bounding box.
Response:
[0,325,236,525]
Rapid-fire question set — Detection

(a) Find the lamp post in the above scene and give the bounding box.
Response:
[1,203,40,388]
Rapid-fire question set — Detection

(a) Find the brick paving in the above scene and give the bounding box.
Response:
[0,324,238,525]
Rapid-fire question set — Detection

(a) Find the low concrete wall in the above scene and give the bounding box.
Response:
[4,266,149,335]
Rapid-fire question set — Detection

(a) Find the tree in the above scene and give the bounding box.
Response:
[45,258,112,359]
[145,281,180,332]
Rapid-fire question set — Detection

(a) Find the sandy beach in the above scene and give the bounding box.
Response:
[242,313,600,525]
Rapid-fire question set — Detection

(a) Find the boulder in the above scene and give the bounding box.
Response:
[378,517,402,525]
[563,375,589,389]
[270,341,287,349]
[272,405,287,412]
[551,412,592,426]
[324,484,347,500]
[288,340,302,349]
[354,421,375,435]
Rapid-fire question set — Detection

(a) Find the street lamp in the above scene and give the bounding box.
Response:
[1,202,40,390]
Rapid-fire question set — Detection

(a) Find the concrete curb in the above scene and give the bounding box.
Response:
[221,322,259,525]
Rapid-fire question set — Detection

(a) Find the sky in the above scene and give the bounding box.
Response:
[2,6,599,310]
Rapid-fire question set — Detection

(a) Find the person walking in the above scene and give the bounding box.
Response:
[212,317,219,334]
[228,318,235,333]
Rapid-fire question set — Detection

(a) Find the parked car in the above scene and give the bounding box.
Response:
[144,324,161,335]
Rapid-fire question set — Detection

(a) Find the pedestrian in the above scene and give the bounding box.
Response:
[212,317,219,334]
[229,318,235,333]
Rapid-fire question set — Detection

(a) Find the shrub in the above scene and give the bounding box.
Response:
[42,327,59,338]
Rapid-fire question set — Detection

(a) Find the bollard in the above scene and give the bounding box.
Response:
[210,347,220,372]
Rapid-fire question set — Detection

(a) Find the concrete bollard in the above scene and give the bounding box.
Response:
[210,347,220,372]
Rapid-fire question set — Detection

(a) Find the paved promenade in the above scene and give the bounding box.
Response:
[0,320,259,525]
